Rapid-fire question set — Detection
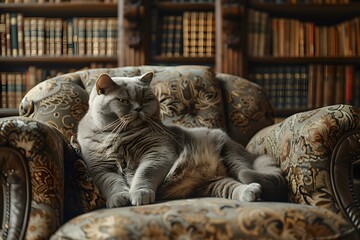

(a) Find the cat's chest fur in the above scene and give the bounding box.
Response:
[104,127,174,171]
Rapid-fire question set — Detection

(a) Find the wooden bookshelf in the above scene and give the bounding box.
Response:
[244,1,360,113]
[0,1,118,116]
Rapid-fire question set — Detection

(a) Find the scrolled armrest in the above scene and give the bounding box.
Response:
[246,104,360,232]
[0,117,66,240]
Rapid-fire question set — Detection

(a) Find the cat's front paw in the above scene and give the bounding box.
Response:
[129,188,155,206]
[239,183,262,202]
[107,192,130,208]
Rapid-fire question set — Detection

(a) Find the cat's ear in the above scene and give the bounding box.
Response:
[139,72,154,86]
[96,74,116,95]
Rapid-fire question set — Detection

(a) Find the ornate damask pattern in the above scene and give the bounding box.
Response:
[50,198,357,240]
[20,78,89,142]
[0,117,65,240]
[217,73,274,146]
[246,104,360,216]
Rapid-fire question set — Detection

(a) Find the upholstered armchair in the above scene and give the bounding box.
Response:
[1,65,359,239]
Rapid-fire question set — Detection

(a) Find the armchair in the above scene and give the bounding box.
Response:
[1,65,359,239]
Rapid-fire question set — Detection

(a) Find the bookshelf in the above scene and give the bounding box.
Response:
[0,1,118,117]
[244,0,360,118]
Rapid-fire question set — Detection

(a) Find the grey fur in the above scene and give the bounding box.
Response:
[77,72,287,208]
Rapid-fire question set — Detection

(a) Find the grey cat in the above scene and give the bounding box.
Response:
[77,72,287,208]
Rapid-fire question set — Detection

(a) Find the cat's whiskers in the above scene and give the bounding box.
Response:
[97,117,130,155]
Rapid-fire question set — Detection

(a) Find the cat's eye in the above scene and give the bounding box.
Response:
[118,98,129,104]
[143,98,152,103]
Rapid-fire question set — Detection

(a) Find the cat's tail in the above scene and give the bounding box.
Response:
[238,155,288,202]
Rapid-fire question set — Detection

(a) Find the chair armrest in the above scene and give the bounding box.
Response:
[0,117,65,240]
[246,104,360,232]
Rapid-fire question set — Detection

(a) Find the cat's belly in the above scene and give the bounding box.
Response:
[159,139,227,200]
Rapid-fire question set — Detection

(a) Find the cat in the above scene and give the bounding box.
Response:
[77,72,287,208]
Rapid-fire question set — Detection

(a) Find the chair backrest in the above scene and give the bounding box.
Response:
[19,65,227,141]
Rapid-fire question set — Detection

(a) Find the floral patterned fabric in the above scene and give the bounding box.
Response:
[0,66,358,239]
[217,73,274,146]
[247,104,360,232]
[0,117,65,240]
[51,198,356,240]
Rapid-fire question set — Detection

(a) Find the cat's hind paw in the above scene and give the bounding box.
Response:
[107,192,130,208]
[129,188,155,206]
[239,183,262,202]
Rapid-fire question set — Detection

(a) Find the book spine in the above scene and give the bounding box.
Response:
[85,18,93,55]
[92,18,100,55]
[17,14,24,56]
[37,18,45,56]
[345,65,354,104]
[1,73,7,108]
[5,13,11,56]
[99,18,107,55]
[10,13,18,57]
[0,14,6,56]
[78,18,86,55]
[7,73,16,108]
[205,11,214,56]
[55,18,63,55]
[183,12,190,57]
[173,15,183,57]
[30,18,38,56]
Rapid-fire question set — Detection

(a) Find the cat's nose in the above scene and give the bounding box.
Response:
[134,107,142,112]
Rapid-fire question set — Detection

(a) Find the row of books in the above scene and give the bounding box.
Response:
[248,65,360,109]
[0,13,118,57]
[0,62,116,109]
[1,0,116,3]
[158,11,215,57]
[249,0,350,3]
[248,9,360,57]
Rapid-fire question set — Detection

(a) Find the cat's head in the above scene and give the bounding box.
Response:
[89,72,160,129]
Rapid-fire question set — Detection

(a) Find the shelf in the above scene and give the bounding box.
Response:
[247,56,360,65]
[222,4,244,18]
[0,3,117,17]
[247,2,360,21]
[151,55,215,64]
[155,2,215,11]
[0,56,118,64]
[0,108,19,117]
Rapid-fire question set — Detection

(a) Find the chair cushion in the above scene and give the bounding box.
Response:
[217,73,274,146]
[50,198,357,240]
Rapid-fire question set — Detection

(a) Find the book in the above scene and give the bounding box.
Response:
[55,19,63,55]
[17,14,24,56]
[1,73,7,108]
[23,18,30,56]
[345,65,354,104]
[37,18,45,56]
[30,18,37,56]
[0,14,6,56]
[10,13,18,56]
[173,15,182,56]
[85,18,93,55]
